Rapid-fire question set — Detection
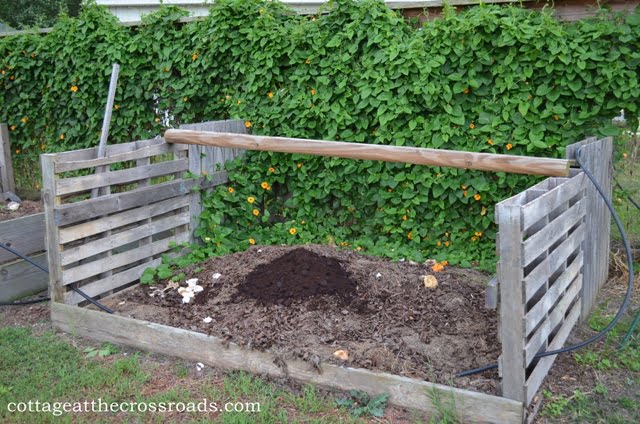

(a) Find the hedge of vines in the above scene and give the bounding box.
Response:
[1,0,639,268]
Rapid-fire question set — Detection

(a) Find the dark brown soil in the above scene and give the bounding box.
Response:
[106,244,500,394]
[0,200,43,221]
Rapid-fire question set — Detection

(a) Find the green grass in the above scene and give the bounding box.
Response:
[612,132,640,246]
[0,327,371,423]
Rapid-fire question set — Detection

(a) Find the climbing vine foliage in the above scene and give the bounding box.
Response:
[1,0,639,267]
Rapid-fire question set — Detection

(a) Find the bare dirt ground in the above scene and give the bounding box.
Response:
[105,244,500,394]
[0,200,43,222]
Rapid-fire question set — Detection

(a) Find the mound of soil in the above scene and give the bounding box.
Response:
[238,248,356,306]
[108,245,500,394]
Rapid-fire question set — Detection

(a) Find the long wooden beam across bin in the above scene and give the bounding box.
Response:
[164,130,572,177]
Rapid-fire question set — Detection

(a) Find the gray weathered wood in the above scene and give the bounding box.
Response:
[566,138,612,319]
[485,276,498,310]
[58,196,190,244]
[496,202,526,402]
[41,154,64,303]
[55,142,180,173]
[524,298,581,404]
[61,211,190,266]
[524,224,585,301]
[51,302,524,423]
[56,159,189,195]
[0,213,45,263]
[0,253,48,302]
[54,170,227,226]
[63,258,162,305]
[54,138,186,163]
[525,251,583,336]
[62,232,189,286]
[524,274,581,365]
[522,198,586,266]
[0,123,15,193]
[521,174,585,231]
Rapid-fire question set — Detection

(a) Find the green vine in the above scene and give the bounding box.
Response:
[1,0,639,268]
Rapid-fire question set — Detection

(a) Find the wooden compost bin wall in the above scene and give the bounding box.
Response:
[497,172,587,405]
[42,120,245,305]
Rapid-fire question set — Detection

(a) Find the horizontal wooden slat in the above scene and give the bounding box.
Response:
[61,211,190,266]
[54,171,227,226]
[523,199,586,266]
[0,253,48,302]
[56,159,189,195]
[59,196,190,244]
[52,303,524,423]
[62,232,189,286]
[525,274,582,365]
[495,178,552,208]
[522,173,585,231]
[53,138,186,163]
[63,258,162,305]
[55,142,182,173]
[524,225,585,300]
[165,130,573,177]
[0,213,45,263]
[525,251,583,336]
[525,299,581,405]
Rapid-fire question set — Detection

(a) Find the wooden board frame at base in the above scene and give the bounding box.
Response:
[51,302,523,423]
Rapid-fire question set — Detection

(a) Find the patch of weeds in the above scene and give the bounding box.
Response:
[175,363,190,378]
[617,396,637,411]
[83,342,119,358]
[594,383,609,395]
[336,389,389,418]
[425,387,460,424]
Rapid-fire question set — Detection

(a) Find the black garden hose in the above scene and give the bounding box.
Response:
[457,146,635,377]
[0,241,114,313]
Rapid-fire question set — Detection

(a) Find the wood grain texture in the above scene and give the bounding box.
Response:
[0,213,45,263]
[0,123,15,193]
[521,173,585,231]
[164,130,572,177]
[0,253,48,302]
[61,232,189,286]
[51,303,524,423]
[496,202,526,402]
[525,298,581,404]
[56,158,188,195]
[41,154,64,303]
[53,138,186,163]
[566,138,612,319]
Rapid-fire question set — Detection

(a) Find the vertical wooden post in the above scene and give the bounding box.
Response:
[0,123,16,193]
[566,137,612,319]
[496,203,526,402]
[41,154,63,303]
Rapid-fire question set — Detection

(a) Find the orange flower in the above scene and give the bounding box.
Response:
[553,115,560,121]
[469,123,475,129]
[471,236,478,242]
[192,53,198,61]
[59,134,65,140]
[475,231,483,237]
[268,167,275,173]
[268,92,274,98]
[20,117,28,124]
[260,181,269,190]
[407,231,413,240]
[305,58,311,65]
[436,240,442,247]
[444,241,450,247]
[9,125,16,131]
[300,220,306,225]
[70,85,78,92]
[183,96,188,102]
[297,163,303,168]
[228,187,235,193]
[474,193,481,201]
[237,99,242,105]
[14,149,20,154]
[431,263,444,272]
[623,153,628,159]
[463,88,469,94]
[10,75,14,80]
[40,144,46,151]
[249,238,256,245]
[244,121,252,128]
[463,190,468,197]
[252,208,260,216]
[247,196,255,204]
[461,185,467,190]
[310,88,316,96]
[506,143,513,150]
[487,138,493,145]
[289,227,297,235]
[402,215,408,221]
[114,104,120,110]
